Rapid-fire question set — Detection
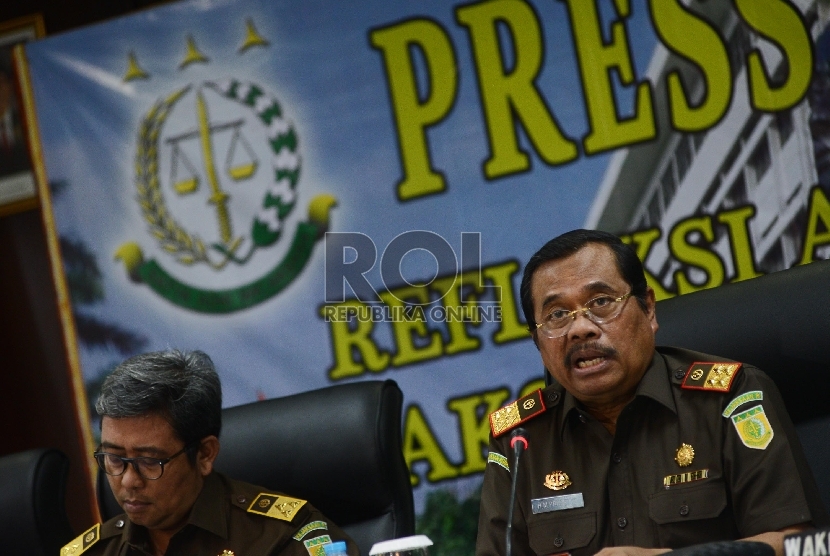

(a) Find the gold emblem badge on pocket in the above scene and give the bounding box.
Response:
[544,470,572,490]
[675,443,695,467]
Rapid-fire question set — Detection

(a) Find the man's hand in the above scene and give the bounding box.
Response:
[594,547,671,556]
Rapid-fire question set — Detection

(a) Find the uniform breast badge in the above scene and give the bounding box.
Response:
[731,404,774,449]
[544,471,572,491]
[663,469,709,487]
[218,551,235,556]
[675,443,695,467]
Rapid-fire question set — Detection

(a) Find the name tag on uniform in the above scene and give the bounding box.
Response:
[531,493,584,514]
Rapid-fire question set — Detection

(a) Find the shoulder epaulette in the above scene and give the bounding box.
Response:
[680,362,742,392]
[247,493,307,522]
[489,389,546,437]
[61,523,100,556]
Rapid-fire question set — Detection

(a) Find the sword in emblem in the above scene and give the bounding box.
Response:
[196,89,233,244]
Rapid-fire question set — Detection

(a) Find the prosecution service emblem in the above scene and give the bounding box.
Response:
[731,405,774,449]
[115,25,335,313]
[543,471,572,491]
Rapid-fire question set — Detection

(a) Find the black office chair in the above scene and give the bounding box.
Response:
[97,379,415,556]
[655,259,830,512]
[0,448,75,556]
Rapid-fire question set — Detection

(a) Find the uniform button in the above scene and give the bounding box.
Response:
[237,495,247,504]
[617,517,628,529]
[115,519,124,528]
[612,453,622,464]
[554,537,564,548]
[548,391,560,404]
[679,505,689,516]
[579,414,587,423]
[674,369,686,380]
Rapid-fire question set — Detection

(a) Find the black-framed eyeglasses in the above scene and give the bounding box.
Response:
[93,443,192,480]
[535,291,633,339]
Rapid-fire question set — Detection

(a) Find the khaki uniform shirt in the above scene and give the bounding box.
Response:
[476,346,828,556]
[64,472,358,556]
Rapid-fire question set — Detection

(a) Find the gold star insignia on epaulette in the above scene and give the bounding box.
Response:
[489,389,546,437]
[681,362,741,392]
[247,493,307,522]
[61,523,100,556]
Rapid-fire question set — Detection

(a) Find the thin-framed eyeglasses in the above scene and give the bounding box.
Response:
[535,291,633,339]
[93,443,192,480]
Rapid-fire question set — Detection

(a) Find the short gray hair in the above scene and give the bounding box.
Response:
[96,349,222,461]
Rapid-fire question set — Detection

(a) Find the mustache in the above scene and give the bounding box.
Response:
[564,341,617,368]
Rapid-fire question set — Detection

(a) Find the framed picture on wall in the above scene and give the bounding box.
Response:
[0,14,45,217]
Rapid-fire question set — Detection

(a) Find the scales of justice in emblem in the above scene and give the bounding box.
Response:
[163,88,261,265]
[116,29,336,314]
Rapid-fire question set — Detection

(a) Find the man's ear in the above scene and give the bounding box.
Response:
[196,435,220,476]
[645,286,659,334]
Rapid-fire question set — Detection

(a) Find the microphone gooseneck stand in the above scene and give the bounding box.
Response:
[506,427,528,556]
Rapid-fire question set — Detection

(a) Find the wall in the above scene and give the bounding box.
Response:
[0,0,170,535]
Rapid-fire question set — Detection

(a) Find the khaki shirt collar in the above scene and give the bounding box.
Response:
[186,471,230,539]
[117,471,229,551]
[556,351,677,437]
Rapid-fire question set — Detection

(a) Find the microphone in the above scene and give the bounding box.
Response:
[506,427,528,556]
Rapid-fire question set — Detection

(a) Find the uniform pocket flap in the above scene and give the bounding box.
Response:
[528,511,596,554]
[649,479,727,524]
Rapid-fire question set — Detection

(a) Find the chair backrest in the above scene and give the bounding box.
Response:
[97,379,415,556]
[215,379,414,555]
[0,448,75,556]
[654,259,830,512]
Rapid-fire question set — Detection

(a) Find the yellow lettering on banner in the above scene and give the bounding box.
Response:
[322,261,528,380]
[650,0,731,131]
[447,388,511,474]
[430,272,483,356]
[324,301,390,380]
[481,261,530,344]
[369,19,458,201]
[563,0,656,154]
[379,287,443,367]
[455,0,578,179]
[717,206,761,282]
[734,0,813,111]
[799,187,830,265]
[670,216,725,294]
[620,229,674,301]
[403,405,458,486]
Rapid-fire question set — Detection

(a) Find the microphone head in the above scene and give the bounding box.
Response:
[510,427,528,451]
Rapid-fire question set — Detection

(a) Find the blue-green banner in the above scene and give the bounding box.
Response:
[22,0,830,530]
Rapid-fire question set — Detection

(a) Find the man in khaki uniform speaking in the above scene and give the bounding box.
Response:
[62,349,357,556]
[476,229,828,556]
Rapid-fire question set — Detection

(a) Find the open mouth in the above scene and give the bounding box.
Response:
[567,342,616,371]
[576,356,606,369]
